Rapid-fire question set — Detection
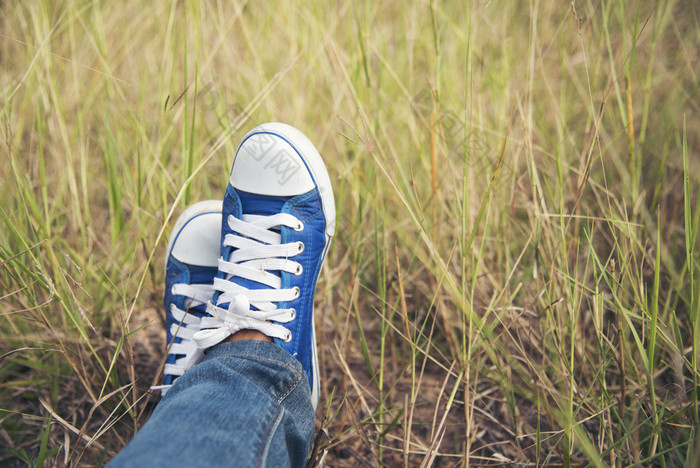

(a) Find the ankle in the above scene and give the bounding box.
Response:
[224,329,273,343]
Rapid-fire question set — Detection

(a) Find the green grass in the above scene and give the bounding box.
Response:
[1,0,699,466]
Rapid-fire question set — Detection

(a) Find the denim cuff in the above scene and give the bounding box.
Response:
[203,339,299,370]
[200,339,309,406]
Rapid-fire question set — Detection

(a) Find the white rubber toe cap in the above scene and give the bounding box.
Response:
[231,131,315,197]
[166,200,223,269]
[230,122,335,237]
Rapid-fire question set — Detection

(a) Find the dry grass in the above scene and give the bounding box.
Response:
[1,0,699,466]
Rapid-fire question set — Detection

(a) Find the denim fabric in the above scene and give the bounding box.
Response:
[108,340,315,468]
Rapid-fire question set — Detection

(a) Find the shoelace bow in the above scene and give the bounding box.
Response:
[151,283,212,393]
[193,213,304,350]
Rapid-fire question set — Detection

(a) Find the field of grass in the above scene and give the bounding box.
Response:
[1,0,699,466]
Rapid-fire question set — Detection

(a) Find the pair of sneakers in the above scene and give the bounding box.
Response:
[152,123,335,411]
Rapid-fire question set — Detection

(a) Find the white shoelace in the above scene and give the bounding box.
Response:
[151,283,212,394]
[193,213,304,350]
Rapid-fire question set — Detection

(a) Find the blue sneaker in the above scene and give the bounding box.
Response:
[194,123,335,410]
[153,200,223,395]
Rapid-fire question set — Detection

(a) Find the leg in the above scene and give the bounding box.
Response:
[108,340,314,468]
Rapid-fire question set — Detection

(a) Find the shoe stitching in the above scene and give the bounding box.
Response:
[285,198,324,353]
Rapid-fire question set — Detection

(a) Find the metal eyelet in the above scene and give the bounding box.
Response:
[292,286,300,299]
[297,242,305,253]
[289,308,296,320]
[294,221,304,232]
[283,331,292,343]
[295,264,303,276]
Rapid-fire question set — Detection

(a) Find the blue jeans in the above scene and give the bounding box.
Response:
[108,340,315,467]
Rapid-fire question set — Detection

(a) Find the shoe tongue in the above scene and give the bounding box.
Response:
[238,190,291,216]
[190,265,218,285]
[215,190,293,309]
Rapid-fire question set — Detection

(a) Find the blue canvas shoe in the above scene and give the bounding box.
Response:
[194,123,335,410]
[153,200,223,395]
